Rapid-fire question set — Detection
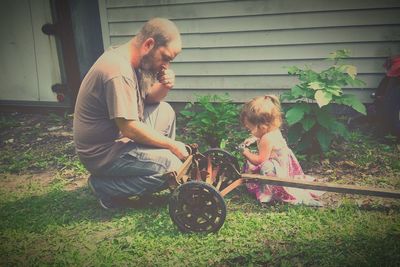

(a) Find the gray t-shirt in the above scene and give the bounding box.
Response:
[73,46,145,173]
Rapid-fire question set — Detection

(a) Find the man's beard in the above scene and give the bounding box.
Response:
[138,50,158,93]
[139,71,157,94]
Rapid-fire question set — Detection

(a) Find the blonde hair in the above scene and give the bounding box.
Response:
[240,95,282,132]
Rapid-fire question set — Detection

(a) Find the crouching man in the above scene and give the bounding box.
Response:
[73,18,188,209]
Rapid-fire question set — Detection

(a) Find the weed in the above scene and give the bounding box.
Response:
[281,50,366,155]
[178,94,247,151]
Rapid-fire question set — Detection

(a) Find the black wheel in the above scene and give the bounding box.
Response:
[203,148,240,171]
[169,181,226,233]
[200,149,241,191]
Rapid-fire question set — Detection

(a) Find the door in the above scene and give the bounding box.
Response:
[0,0,62,103]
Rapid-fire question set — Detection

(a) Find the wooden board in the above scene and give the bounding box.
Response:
[241,174,400,199]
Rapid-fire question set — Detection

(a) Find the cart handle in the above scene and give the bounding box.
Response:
[225,174,400,199]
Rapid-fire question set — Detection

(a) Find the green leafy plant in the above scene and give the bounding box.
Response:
[281,49,367,154]
[178,94,246,150]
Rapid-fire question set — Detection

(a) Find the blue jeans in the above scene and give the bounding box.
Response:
[89,102,182,199]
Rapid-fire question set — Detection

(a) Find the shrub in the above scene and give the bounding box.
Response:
[178,94,247,152]
[281,49,367,154]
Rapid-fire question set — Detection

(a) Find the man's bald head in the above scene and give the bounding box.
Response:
[136,18,181,49]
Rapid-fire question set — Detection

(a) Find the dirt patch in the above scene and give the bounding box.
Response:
[63,175,88,191]
[0,172,56,192]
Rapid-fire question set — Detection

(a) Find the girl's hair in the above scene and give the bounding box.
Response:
[240,94,282,131]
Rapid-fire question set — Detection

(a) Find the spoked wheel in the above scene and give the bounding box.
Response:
[200,149,241,191]
[169,181,226,233]
[203,148,240,170]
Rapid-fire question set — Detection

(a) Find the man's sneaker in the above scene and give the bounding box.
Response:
[87,176,126,210]
[98,197,117,210]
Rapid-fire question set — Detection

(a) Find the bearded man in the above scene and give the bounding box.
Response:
[73,18,188,209]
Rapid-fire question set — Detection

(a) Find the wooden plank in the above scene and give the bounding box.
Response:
[241,174,400,199]
[168,59,387,76]
[165,88,375,103]
[175,43,400,62]
[175,155,193,183]
[172,74,382,90]
[110,25,400,48]
[180,27,400,49]
[220,179,244,197]
[109,9,400,35]
[106,0,400,22]
[106,0,230,8]
[175,9,400,34]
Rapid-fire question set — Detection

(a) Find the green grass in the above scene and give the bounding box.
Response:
[1,183,399,266]
[0,112,399,266]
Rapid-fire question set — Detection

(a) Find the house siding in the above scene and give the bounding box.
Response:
[99,0,400,102]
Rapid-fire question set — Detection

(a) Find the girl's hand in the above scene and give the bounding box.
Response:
[242,147,250,156]
[238,136,257,153]
[243,136,258,146]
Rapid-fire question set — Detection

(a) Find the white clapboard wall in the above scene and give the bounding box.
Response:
[98,0,400,102]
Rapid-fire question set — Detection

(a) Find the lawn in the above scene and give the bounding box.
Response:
[0,112,399,266]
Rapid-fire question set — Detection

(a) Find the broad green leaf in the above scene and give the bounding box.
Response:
[286,108,304,125]
[303,70,319,82]
[285,104,311,125]
[291,85,308,98]
[287,66,300,75]
[308,82,323,90]
[315,90,332,107]
[333,121,350,139]
[316,110,335,130]
[301,116,316,132]
[326,86,342,96]
[328,49,350,60]
[337,94,366,115]
[346,77,366,87]
[280,92,293,101]
[335,65,348,72]
[317,128,333,152]
[180,110,194,117]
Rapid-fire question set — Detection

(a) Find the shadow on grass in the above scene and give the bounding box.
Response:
[223,233,400,266]
[0,186,171,233]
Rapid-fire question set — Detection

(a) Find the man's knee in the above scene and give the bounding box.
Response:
[144,101,175,119]
[144,102,176,138]
[158,101,175,116]
[163,150,183,172]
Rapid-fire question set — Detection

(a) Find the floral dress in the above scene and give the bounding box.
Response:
[245,129,324,206]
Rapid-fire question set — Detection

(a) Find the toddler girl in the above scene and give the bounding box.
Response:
[240,95,323,206]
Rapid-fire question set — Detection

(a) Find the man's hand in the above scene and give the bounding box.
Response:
[145,68,176,103]
[157,68,175,89]
[169,140,189,160]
